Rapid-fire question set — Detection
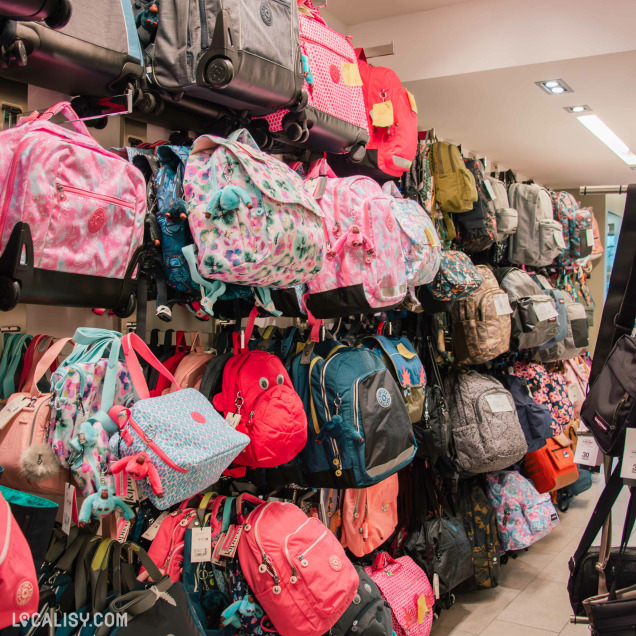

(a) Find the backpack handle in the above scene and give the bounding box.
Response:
[232,306,259,354]
[37,101,92,138]
[26,337,73,395]
[306,158,336,179]
[372,552,400,572]
[236,492,265,524]
[121,333,180,400]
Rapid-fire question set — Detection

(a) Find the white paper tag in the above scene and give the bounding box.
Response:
[567,381,585,405]
[0,396,30,431]
[575,435,603,467]
[225,412,242,429]
[586,228,594,246]
[116,518,131,544]
[62,483,76,536]
[484,180,496,201]
[142,511,169,541]
[554,230,566,249]
[620,428,636,479]
[433,573,440,599]
[493,294,513,316]
[485,394,514,413]
[191,526,212,563]
[534,301,559,322]
[304,177,328,200]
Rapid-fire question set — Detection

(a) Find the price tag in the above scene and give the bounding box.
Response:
[304,176,327,200]
[142,511,169,541]
[534,301,559,322]
[554,230,566,249]
[341,62,363,87]
[493,294,513,316]
[417,594,429,624]
[191,526,212,563]
[567,381,585,405]
[620,428,636,480]
[483,179,496,201]
[62,483,77,536]
[485,394,514,413]
[433,573,440,599]
[574,435,603,467]
[586,228,595,246]
[371,101,394,127]
[225,413,242,429]
[407,90,418,114]
[424,225,440,247]
[0,396,30,431]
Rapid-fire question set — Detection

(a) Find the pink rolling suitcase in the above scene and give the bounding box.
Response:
[254,0,369,158]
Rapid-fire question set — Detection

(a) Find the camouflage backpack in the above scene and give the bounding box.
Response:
[455,480,500,589]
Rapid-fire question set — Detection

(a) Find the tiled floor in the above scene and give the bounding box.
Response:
[431,473,635,635]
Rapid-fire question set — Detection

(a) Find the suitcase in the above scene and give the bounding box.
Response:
[254,0,369,157]
[0,0,71,28]
[146,0,307,115]
[0,0,143,98]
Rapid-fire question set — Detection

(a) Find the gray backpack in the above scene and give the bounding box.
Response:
[484,177,518,241]
[508,184,564,267]
[444,371,527,475]
[495,268,560,351]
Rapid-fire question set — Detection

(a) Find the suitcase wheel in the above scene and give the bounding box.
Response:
[204,58,234,88]
[284,121,305,143]
[349,143,366,163]
[112,294,136,319]
[44,0,72,30]
[138,91,162,115]
[0,276,20,311]
[289,88,309,113]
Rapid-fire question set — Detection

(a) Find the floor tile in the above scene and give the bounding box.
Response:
[558,620,593,635]
[431,626,475,636]
[432,586,521,634]
[481,619,559,635]
[536,544,575,584]
[496,579,572,632]
[524,524,580,555]
[498,551,555,590]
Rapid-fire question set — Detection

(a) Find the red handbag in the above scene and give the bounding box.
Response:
[524,437,579,493]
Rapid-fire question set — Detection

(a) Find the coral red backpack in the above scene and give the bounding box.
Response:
[356,49,418,179]
[213,309,308,468]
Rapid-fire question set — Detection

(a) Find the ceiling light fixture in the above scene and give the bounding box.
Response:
[577,115,636,166]
[536,79,573,95]
[564,105,592,114]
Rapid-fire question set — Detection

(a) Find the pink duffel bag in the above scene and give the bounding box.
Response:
[0,101,146,280]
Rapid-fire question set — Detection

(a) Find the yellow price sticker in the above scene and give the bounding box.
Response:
[371,100,394,127]
[424,225,441,248]
[417,594,429,624]
[341,62,363,87]
[408,90,418,113]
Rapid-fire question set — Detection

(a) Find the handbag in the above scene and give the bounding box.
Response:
[568,458,636,617]
[583,486,636,635]
[583,185,636,455]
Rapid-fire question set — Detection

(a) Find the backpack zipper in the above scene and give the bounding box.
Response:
[198,0,208,49]
[612,392,630,432]
[253,503,281,589]
[0,136,33,239]
[55,183,134,210]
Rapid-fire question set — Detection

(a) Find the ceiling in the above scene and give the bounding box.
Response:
[325,0,472,26]
[407,50,636,188]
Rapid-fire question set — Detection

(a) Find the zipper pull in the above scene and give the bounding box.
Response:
[56,183,66,201]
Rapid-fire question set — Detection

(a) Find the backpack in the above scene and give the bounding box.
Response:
[154,144,199,296]
[454,160,497,253]
[455,481,500,590]
[303,160,407,318]
[301,347,416,488]
[360,335,426,424]
[326,565,393,636]
[524,438,579,494]
[212,317,308,469]
[340,473,399,558]
[451,265,511,365]
[562,357,590,419]
[589,215,604,261]
[485,471,560,551]
[494,268,560,351]
[498,374,552,453]
[484,176,518,241]
[355,50,418,179]
[364,553,435,636]
[512,362,574,436]
[182,129,325,312]
[171,350,214,391]
[531,274,569,350]
[444,371,527,474]
[382,181,441,287]
[425,251,483,303]
[551,191,594,268]
[429,142,478,213]
[508,184,564,267]
[238,496,359,636]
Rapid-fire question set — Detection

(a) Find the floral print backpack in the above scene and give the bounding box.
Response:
[183,129,325,314]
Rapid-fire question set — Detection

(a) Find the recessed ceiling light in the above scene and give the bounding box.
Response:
[578,115,636,166]
[564,105,592,114]
[536,79,574,95]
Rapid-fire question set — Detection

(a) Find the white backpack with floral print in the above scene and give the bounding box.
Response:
[182,129,325,313]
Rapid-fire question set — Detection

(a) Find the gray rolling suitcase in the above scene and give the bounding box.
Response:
[147,0,307,115]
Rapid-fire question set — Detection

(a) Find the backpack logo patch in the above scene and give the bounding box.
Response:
[593,412,609,433]
[329,555,343,571]
[260,2,273,25]
[376,388,392,408]
[329,64,341,84]
[16,580,34,606]
[88,208,106,233]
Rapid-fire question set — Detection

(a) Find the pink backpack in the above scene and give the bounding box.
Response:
[304,160,407,319]
[237,494,358,636]
[364,553,435,636]
[340,473,399,558]
[0,102,146,280]
[562,356,590,419]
